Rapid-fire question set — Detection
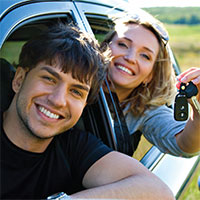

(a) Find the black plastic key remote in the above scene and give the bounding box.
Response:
[174,81,199,121]
[174,92,188,121]
[184,81,198,98]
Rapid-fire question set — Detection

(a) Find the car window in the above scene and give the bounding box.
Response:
[85,14,154,160]
[0,15,73,65]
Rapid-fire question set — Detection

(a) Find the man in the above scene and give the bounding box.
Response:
[0,23,174,199]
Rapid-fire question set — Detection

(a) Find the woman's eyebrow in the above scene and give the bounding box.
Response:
[122,37,156,55]
[123,37,132,43]
[143,47,155,55]
[123,37,155,55]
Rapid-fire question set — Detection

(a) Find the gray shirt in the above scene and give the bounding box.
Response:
[124,105,199,157]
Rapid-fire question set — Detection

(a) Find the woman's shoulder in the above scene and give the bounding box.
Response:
[145,105,173,116]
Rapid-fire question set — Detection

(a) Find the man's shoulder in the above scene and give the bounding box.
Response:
[57,128,99,144]
[59,128,91,138]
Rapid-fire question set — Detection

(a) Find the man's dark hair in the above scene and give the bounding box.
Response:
[18,23,107,104]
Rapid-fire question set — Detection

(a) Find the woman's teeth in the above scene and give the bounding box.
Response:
[38,106,59,119]
[116,65,133,75]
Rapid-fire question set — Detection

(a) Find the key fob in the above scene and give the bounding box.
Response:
[174,93,188,121]
[184,81,198,98]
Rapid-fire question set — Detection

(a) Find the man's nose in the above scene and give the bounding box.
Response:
[47,85,68,108]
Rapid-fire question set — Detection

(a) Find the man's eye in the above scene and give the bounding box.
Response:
[42,76,55,83]
[71,89,82,97]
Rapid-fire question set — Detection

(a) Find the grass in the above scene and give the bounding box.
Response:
[180,165,200,200]
[165,24,200,70]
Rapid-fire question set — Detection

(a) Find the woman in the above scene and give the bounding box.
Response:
[101,11,200,157]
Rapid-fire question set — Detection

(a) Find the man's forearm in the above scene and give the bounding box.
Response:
[70,174,175,200]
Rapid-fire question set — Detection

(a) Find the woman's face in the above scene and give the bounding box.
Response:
[109,23,160,99]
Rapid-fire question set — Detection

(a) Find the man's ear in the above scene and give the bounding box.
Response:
[12,67,27,93]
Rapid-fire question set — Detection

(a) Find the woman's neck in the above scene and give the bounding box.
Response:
[114,86,133,102]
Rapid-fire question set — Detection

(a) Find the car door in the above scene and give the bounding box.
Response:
[0,0,86,48]
[73,1,200,199]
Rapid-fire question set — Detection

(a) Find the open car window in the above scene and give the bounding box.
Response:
[1,15,74,65]
[85,13,154,160]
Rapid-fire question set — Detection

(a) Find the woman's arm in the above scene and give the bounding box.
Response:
[176,67,200,153]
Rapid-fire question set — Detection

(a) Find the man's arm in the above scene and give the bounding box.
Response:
[70,151,175,199]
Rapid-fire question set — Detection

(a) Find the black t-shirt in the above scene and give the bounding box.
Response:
[0,113,112,199]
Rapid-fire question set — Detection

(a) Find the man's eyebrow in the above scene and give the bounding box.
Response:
[40,66,61,80]
[40,66,90,92]
[73,84,90,92]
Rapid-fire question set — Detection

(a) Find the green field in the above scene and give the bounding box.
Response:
[166,24,200,71]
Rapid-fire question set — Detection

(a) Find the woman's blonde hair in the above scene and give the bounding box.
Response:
[101,11,177,116]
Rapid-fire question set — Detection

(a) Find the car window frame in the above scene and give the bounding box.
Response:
[0,1,84,48]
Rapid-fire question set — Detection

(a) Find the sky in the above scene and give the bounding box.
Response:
[127,0,200,7]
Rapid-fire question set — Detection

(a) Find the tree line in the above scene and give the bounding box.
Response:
[144,7,200,25]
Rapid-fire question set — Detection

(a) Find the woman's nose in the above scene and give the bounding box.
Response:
[124,50,136,64]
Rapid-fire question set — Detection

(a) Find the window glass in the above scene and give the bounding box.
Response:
[0,15,73,65]
[86,14,114,43]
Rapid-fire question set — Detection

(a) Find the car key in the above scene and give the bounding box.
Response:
[174,82,188,121]
[184,81,200,115]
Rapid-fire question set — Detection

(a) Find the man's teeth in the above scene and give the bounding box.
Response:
[117,65,133,75]
[38,106,59,119]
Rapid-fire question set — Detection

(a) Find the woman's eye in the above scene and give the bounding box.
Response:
[141,54,150,60]
[118,42,128,48]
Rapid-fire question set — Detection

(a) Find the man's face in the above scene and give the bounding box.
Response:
[13,61,90,139]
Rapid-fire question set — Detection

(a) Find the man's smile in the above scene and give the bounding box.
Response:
[36,104,66,121]
[38,105,60,119]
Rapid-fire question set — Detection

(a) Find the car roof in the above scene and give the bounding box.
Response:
[0,0,129,18]
[74,0,128,6]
